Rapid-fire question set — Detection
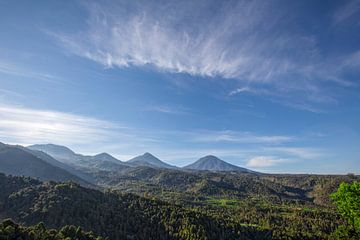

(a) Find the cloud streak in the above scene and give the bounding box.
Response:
[0,60,61,83]
[145,104,190,115]
[186,130,294,144]
[246,156,287,168]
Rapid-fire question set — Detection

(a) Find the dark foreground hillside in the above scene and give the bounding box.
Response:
[0,219,104,240]
[1,172,358,239]
[0,173,270,240]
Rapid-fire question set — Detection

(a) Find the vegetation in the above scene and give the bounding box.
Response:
[1,159,359,240]
[0,219,104,240]
[331,181,360,239]
[0,173,270,240]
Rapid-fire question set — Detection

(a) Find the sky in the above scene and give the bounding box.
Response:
[0,0,359,173]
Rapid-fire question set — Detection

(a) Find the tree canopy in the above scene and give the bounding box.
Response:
[331,181,360,239]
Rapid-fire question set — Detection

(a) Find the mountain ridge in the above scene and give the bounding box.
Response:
[28,144,127,171]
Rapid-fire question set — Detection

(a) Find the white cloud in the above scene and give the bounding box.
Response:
[0,104,123,147]
[246,156,286,168]
[145,104,190,115]
[228,87,252,96]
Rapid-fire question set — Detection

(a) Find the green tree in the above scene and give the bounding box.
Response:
[331,181,360,239]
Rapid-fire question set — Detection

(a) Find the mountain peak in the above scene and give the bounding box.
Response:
[143,152,153,156]
[184,155,253,173]
[201,155,221,160]
[127,152,176,169]
[93,152,121,163]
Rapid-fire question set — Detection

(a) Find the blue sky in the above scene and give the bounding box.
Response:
[0,0,359,173]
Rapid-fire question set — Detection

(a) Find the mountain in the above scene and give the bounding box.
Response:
[0,142,91,186]
[127,152,177,169]
[28,144,128,171]
[28,144,80,164]
[183,155,254,172]
[25,148,96,184]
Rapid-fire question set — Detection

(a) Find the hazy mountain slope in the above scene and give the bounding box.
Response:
[127,152,177,169]
[0,143,91,186]
[28,144,77,163]
[28,144,128,171]
[183,155,253,172]
[25,148,96,184]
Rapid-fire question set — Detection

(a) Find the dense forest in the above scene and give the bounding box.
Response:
[0,173,359,239]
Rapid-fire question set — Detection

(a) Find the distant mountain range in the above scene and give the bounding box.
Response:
[184,155,254,173]
[0,141,255,186]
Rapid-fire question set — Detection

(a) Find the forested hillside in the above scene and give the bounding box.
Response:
[0,173,270,240]
[1,173,358,239]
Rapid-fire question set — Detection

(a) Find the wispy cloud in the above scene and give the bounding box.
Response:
[53,0,305,81]
[186,130,294,144]
[0,89,25,99]
[49,0,358,112]
[246,156,287,168]
[0,60,61,83]
[342,50,360,69]
[333,0,360,24]
[228,87,253,96]
[265,147,324,159]
[145,104,190,115]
